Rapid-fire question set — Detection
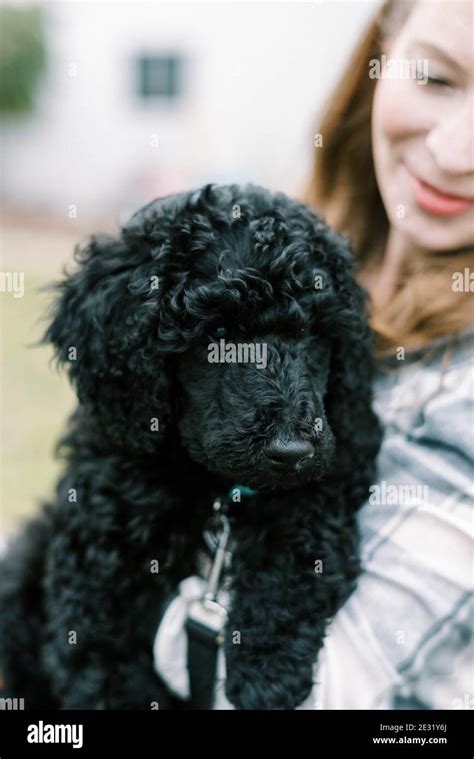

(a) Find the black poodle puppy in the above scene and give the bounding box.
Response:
[0,183,381,710]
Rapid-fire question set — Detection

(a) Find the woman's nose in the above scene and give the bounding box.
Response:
[426,99,474,174]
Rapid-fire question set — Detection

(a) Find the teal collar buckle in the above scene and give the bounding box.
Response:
[229,484,257,499]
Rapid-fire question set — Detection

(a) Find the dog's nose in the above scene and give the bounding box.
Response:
[264,439,315,469]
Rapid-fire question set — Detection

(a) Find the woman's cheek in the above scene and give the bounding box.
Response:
[371,78,423,228]
[373,78,423,144]
[371,79,411,214]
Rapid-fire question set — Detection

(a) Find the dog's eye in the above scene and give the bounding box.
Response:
[214,326,227,339]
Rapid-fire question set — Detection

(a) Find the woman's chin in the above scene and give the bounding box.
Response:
[393,210,473,253]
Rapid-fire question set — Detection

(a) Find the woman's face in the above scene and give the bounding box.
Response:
[372,0,474,252]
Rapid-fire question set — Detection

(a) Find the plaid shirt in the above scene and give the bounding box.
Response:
[292,325,474,710]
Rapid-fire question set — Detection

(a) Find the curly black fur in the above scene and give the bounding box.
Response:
[0,184,381,710]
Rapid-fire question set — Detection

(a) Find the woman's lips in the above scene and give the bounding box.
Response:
[407,169,474,217]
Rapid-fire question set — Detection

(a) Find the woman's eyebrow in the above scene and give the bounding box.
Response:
[410,40,468,76]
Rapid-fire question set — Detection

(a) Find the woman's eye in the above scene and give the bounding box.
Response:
[426,75,452,87]
[415,62,452,88]
[417,65,452,88]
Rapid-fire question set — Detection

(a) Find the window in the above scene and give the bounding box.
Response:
[136,54,183,100]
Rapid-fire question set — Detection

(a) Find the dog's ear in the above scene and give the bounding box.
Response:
[45,234,173,454]
[323,256,382,498]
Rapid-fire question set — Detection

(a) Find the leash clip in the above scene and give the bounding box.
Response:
[203,499,231,604]
[187,499,230,643]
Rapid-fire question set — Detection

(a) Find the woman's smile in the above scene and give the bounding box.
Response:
[406,167,474,217]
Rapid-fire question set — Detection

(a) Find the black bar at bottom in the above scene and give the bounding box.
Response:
[0,708,471,757]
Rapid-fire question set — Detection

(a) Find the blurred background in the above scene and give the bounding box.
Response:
[0,0,378,539]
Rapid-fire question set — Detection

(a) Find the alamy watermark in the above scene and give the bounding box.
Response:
[27,720,83,749]
[369,55,429,85]
[208,339,267,369]
[452,268,473,292]
[0,271,24,298]
[369,481,430,508]
[0,696,25,710]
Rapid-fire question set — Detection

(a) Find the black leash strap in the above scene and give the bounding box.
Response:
[185,617,221,709]
[186,499,230,709]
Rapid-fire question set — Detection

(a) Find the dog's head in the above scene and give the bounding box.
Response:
[47,184,376,491]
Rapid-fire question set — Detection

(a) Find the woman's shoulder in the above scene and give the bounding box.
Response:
[373,326,474,460]
[340,328,474,709]
[374,324,474,387]
[358,324,473,588]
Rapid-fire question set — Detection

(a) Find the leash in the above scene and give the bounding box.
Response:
[185,486,256,709]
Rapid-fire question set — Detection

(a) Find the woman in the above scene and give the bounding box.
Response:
[301,0,473,708]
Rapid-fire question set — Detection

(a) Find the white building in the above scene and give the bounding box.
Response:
[1,0,378,222]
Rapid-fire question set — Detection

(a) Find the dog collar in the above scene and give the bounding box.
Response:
[228,484,257,498]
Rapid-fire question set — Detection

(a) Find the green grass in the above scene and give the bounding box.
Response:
[1,222,80,535]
